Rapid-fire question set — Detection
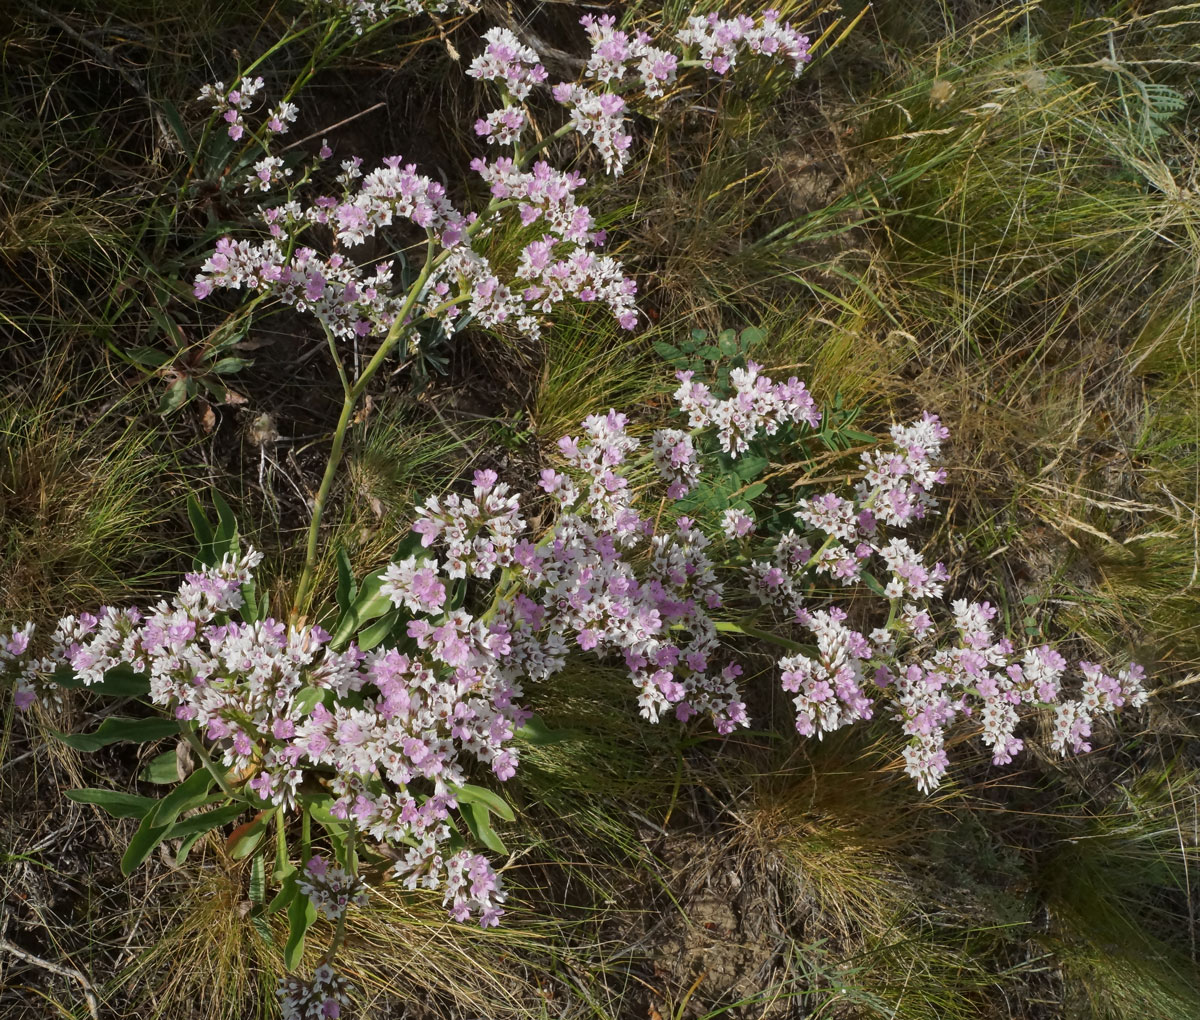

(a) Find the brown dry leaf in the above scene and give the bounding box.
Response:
[223,387,248,406]
[175,739,194,781]
[199,402,216,433]
[352,393,374,425]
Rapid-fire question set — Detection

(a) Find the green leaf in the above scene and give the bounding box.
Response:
[167,802,245,839]
[717,330,739,357]
[175,830,206,866]
[861,571,888,598]
[250,853,266,904]
[252,913,275,946]
[210,357,251,375]
[266,875,298,917]
[652,340,683,363]
[690,329,708,343]
[514,714,571,746]
[742,482,767,501]
[187,494,216,564]
[291,686,326,717]
[738,326,766,349]
[226,811,271,859]
[357,608,401,651]
[161,100,196,161]
[140,749,182,784]
[149,767,219,828]
[212,490,238,555]
[699,345,722,361]
[159,377,190,415]
[55,716,179,753]
[330,570,394,650]
[462,799,507,855]
[240,578,260,624]
[66,788,157,820]
[454,783,516,823]
[53,663,150,697]
[284,888,317,970]
[733,455,768,481]
[127,346,171,369]
[121,816,171,876]
[336,549,357,615]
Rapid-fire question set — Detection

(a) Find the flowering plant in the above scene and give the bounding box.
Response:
[0,8,1152,1020]
[3,341,1150,1015]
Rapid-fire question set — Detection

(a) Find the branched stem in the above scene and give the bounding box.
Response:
[290,239,439,621]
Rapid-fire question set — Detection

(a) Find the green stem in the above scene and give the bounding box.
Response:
[289,239,439,621]
[713,619,816,656]
[180,723,239,799]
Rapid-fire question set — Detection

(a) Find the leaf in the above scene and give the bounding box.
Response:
[55,716,179,753]
[140,749,182,784]
[515,714,571,746]
[250,853,266,904]
[330,570,395,650]
[66,788,157,820]
[699,345,722,361]
[461,799,507,855]
[167,802,246,839]
[159,377,190,415]
[187,494,215,564]
[284,888,318,970]
[652,340,683,363]
[175,830,206,866]
[455,783,516,822]
[161,100,196,161]
[733,455,768,481]
[121,817,171,876]
[212,490,238,555]
[336,549,357,615]
[252,913,275,946]
[357,608,401,651]
[50,663,151,696]
[291,686,326,717]
[717,330,739,357]
[861,570,888,598]
[210,356,251,375]
[240,578,260,624]
[266,876,298,917]
[226,811,271,859]
[738,326,766,349]
[149,766,219,828]
[742,482,767,501]
[126,346,171,369]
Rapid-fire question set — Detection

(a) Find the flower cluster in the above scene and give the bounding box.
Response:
[195,8,823,350]
[298,855,370,921]
[360,361,1148,789]
[198,76,265,141]
[676,9,813,76]
[195,95,637,339]
[7,355,1151,804]
[466,27,548,101]
[673,361,821,455]
[279,962,353,1020]
[650,428,700,499]
[318,0,470,35]
[580,14,679,97]
[5,548,521,925]
[198,77,299,142]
